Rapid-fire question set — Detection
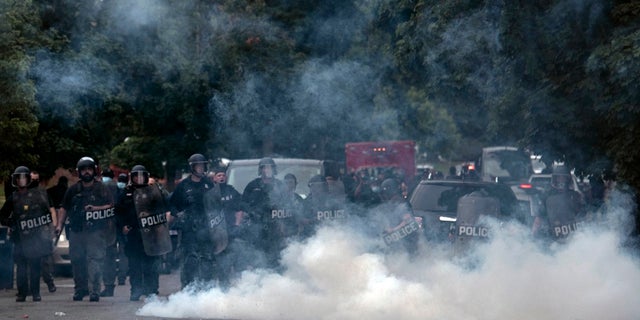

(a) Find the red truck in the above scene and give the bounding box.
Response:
[345,140,416,183]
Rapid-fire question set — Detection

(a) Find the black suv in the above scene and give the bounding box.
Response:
[409,180,528,242]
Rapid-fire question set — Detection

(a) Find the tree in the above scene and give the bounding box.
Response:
[0,0,55,177]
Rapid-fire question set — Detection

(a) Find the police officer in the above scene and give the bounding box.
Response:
[281,173,304,237]
[300,174,347,238]
[117,165,172,300]
[100,168,123,297]
[532,165,585,240]
[371,178,419,255]
[169,153,218,288]
[28,170,58,294]
[55,157,116,302]
[242,158,289,270]
[0,166,56,302]
[453,189,500,255]
[207,166,246,287]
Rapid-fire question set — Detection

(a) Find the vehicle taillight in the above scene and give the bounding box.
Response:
[519,183,533,189]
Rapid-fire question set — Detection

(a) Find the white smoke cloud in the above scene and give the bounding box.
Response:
[138,189,639,320]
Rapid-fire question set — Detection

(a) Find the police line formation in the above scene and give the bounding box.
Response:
[0,154,587,303]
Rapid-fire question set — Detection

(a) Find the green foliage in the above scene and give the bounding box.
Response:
[1,0,638,196]
[0,0,50,177]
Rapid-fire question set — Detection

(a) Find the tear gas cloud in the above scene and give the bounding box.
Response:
[138,189,639,320]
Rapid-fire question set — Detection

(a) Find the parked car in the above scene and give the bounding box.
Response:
[226,158,326,198]
[409,180,529,242]
[52,228,71,276]
[528,173,583,196]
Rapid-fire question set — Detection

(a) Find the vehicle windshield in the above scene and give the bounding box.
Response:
[530,176,551,190]
[482,149,532,183]
[226,160,323,197]
[410,183,518,216]
[411,184,473,213]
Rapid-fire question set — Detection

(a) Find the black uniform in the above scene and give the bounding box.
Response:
[0,188,55,301]
[371,200,420,254]
[169,176,217,288]
[101,179,126,296]
[242,177,289,269]
[213,183,246,287]
[117,183,170,300]
[62,181,116,300]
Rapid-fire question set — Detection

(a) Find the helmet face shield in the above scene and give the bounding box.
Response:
[131,165,149,186]
[12,173,31,188]
[188,154,208,178]
[258,158,277,177]
[190,162,208,178]
[131,170,149,186]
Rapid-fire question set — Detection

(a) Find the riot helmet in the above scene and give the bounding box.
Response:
[131,165,149,186]
[551,165,571,190]
[11,166,31,188]
[258,157,277,177]
[76,157,97,183]
[188,153,209,178]
[380,178,402,200]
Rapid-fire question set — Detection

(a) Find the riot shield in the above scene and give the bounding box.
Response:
[546,193,580,239]
[454,192,499,254]
[207,209,228,254]
[134,187,172,256]
[17,212,54,259]
[202,184,229,255]
[138,211,173,256]
[382,218,420,246]
[455,193,499,238]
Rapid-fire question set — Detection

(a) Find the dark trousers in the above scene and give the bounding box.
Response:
[41,254,55,285]
[127,251,160,296]
[181,251,215,289]
[69,230,106,295]
[103,235,128,286]
[15,253,42,297]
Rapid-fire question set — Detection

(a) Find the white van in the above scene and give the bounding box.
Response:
[226,158,325,198]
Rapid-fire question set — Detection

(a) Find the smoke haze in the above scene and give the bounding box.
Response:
[138,190,639,320]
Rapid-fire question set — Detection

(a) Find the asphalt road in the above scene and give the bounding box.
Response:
[0,271,186,320]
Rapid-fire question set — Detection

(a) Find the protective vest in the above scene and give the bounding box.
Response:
[67,182,116,244]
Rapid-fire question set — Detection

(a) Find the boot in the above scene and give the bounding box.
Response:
[47,281,57,293]
[73,290,88,301]
[89,292,100,302]
[100,285,115,297]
